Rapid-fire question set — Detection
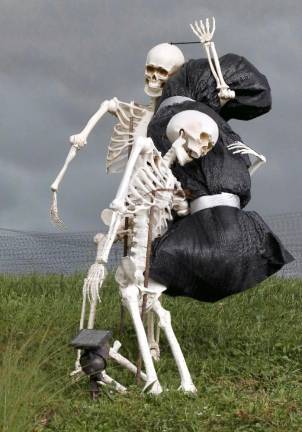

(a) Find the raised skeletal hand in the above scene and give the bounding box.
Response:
[190,17,216,45]
[190,16,235,103]
[227,142,266,162]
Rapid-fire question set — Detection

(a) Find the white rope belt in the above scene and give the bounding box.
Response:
[190,193,240,214]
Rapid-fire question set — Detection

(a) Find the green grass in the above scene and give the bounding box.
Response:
[1,273,302,432]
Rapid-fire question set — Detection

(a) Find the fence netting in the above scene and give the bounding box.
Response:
[0,212,301,278]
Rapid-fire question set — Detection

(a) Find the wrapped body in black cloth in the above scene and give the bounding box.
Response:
[147,54,294,302]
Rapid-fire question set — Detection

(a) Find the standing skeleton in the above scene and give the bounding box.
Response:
[50,17,266,395]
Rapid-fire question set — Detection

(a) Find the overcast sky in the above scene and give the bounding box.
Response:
[0,0,301,232]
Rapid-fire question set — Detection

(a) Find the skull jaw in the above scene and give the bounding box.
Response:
[144,82,164,98]
[188,147,210,159]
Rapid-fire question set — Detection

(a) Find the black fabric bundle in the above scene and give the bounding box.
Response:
[147,54,294,302]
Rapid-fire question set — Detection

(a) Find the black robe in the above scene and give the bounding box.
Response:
[147,54,294,302]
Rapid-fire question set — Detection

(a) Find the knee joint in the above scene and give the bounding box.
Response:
[158,309,171,329]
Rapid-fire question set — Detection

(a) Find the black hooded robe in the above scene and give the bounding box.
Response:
[147,54,294,302]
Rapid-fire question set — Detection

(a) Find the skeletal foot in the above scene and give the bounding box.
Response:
[178,382,197,394]
[143,379,163,395]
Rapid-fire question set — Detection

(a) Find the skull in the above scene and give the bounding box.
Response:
[166,110,219,159]
[144,43,185,98]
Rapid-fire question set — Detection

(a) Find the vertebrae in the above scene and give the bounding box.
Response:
[129,211,149,285]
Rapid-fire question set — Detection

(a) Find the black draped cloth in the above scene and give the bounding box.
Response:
[147,54,294,302]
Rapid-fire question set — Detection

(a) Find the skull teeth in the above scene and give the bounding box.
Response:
[148,81,161,89]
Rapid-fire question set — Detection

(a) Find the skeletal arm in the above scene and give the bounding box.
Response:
[50,145,79,227]
[227,142,267,176]
[70,98,119,147]
[79,136,154,320]
[190,17,235,105]
[163,134,191,167]
[110,136,154,212]
[77,212,124,332]
[50,98,120,226]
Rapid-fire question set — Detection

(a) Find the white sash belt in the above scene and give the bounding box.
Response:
[190,193,240,214]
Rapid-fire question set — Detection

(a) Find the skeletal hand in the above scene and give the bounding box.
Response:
[218,86,235,101]
[190,17,215,45]
[84,262,107,303]
[227,142,266,162]
[172,134,192,166]
[69,132,87,149]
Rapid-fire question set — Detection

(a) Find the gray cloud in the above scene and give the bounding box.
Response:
[0,0,301,231]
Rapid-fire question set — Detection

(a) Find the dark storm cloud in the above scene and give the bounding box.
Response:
[0,0,301,231]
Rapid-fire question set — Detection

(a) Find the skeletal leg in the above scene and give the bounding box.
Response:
[121,284,162,394]
[147,311,160,361]
[151,297,197,394]
[98,371,127,393]
[109,340,147,381]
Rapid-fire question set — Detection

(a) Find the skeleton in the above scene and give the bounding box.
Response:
[50,42,186,363]
[51,105,220,394]
[50,16,266,394]
[81,107,222,393]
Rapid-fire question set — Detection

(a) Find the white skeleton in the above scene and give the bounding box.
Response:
[77,107,223,394]
[50,16,267,395]
[50,42,186,373]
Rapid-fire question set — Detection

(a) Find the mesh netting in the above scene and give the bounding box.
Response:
[0,212,301,277]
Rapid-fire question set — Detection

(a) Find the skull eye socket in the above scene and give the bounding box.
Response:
[200,132,209,141]
[200,133,214,151]
[156,67,169,77]
[145,65,169,77]
[146,65,156,74]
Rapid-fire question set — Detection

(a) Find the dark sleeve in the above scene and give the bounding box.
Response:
[159,55,272,122]
[219,53,272,121]
[156,58,217,109]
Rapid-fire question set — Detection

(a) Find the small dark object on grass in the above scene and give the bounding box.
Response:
[70,329,112,400]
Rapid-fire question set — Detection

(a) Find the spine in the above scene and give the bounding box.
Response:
[129,211,149,286]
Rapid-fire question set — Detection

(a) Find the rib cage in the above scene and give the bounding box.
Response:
[106,101,153,173]
[124,147,183,238]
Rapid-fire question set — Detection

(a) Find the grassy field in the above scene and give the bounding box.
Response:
[1,273,302,432]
